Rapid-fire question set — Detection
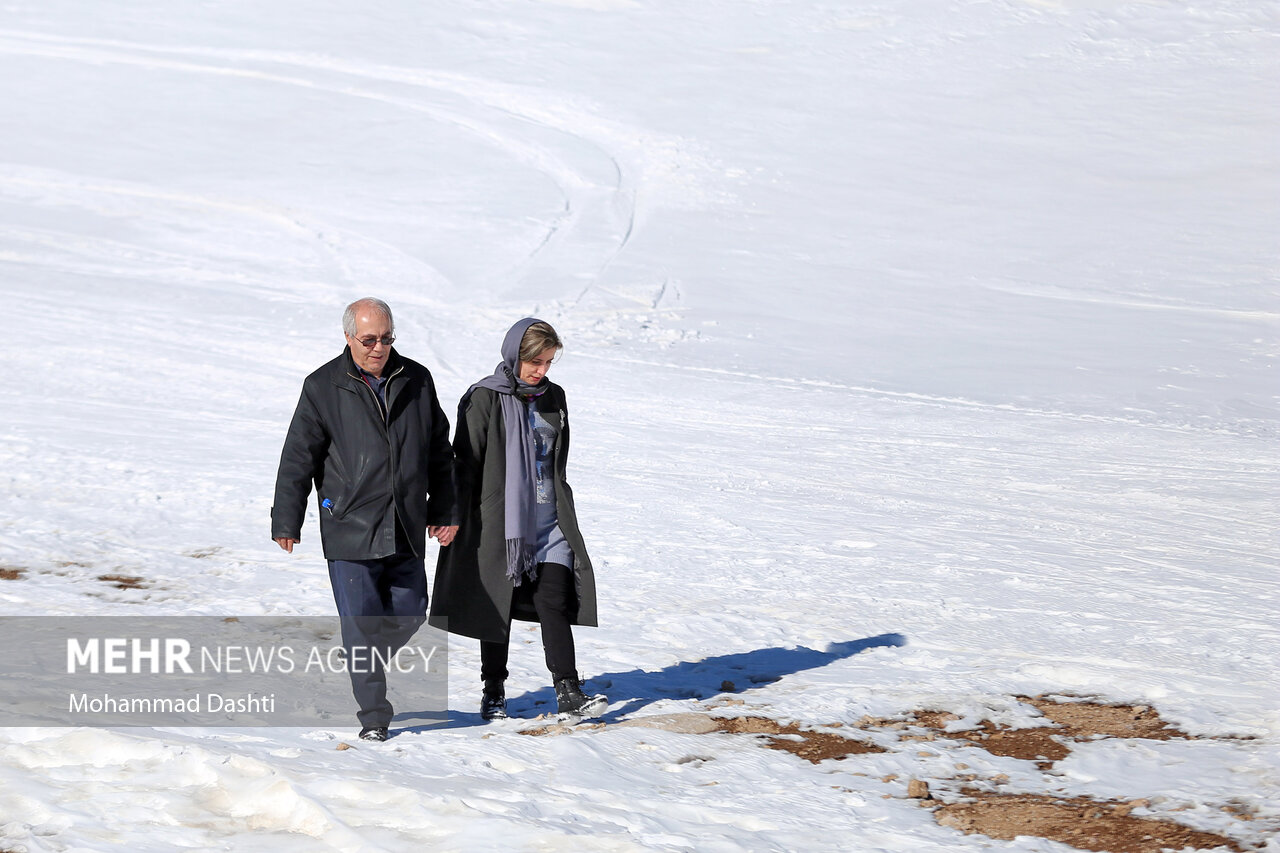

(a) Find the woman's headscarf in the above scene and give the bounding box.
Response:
[463,318,549,585]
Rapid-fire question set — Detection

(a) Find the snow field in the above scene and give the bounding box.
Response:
[1,0,1277,850]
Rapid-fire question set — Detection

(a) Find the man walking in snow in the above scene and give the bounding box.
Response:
[271,297,457,741]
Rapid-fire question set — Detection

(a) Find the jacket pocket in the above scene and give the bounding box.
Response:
[330,489,386,521]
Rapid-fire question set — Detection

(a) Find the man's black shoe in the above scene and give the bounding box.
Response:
[358,726,389,742]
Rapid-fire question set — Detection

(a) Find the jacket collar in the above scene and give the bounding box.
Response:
[336,345,402,384]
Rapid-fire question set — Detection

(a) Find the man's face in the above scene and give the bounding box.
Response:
[346,310,394,377]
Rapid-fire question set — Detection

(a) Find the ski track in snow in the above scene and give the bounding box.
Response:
[0,23,721,388]
[0,26,672,299]
[1,2,1278,851]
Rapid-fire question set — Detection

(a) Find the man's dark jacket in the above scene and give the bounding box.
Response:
[271,347,456,561]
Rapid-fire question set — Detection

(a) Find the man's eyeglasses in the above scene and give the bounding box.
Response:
[352,334,395,349]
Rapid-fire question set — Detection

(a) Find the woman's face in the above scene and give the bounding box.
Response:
[518,347,555,384]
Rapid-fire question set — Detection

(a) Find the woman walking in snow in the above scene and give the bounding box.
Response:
[429,318,605,721]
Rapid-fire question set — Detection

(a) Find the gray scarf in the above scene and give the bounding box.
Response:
[462,318,548,586]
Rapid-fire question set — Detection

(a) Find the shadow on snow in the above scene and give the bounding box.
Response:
[436,632,908,729]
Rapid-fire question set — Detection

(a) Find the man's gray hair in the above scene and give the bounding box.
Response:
[342,298,394,337]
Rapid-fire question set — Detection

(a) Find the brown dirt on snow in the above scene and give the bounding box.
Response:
[97,574,148,590]
[867,696,1247,851]
[518,695,1260,852]
[0,567,26,580]
[519,713,884,762]
[956,722,1073,767]
[712,716,885,763]
[1022,695,1184,740]
[934,791,1243,853]
[861,694,1191,768]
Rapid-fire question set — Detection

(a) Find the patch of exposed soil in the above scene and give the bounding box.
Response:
[97,574,149,590]
[861,695,1192,768]
[516,697,1263,852]
[520,697,1194,769]
[1021,695,1185,740]
[962,722,1070,763]
[519,713,884,763]
[934,791,1243,853]
[0,567,26,580]
[712,716,885,763]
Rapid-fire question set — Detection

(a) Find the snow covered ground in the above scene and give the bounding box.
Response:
[0,0,1277,850]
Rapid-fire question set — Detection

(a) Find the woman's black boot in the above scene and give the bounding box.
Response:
[480,679,508,721]
[553,673,607,720]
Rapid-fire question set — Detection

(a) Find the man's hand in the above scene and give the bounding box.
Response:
[428,525,459,547]
[275,537,299,553]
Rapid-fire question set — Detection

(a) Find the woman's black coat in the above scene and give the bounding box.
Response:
[428,381,597,642]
